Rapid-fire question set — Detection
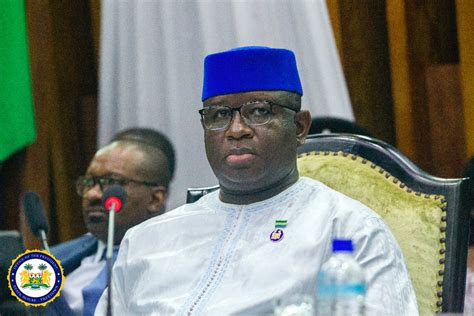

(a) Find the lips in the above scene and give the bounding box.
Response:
[225,147,256,164]
[85,206,107,223]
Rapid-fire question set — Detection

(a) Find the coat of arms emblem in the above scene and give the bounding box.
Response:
[7,249,64,306]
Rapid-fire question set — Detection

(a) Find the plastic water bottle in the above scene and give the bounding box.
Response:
[315,239,366,316]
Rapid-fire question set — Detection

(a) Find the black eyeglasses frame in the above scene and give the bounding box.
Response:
[75,175,159,197]
[198,100,298,131]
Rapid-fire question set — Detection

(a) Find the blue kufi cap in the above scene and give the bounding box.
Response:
[202,46,303,101]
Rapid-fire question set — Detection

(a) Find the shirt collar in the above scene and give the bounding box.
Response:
[94,240,106,263]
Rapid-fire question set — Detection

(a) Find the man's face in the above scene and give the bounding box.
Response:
[203,91,301,193]
[81,142,157,244]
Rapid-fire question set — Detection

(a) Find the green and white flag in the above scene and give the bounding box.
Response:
[0,0,36,162]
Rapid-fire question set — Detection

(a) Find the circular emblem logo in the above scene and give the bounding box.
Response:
[270,229,284,242]
[7,249,64,306]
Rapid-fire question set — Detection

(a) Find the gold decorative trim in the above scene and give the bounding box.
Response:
[437,200,448,311]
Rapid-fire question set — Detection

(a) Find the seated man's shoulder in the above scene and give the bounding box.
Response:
[50,234,98,275]
[300,176,361,202]
[51,234,97,255]
[126,198,215,236]
[300,176,382,221]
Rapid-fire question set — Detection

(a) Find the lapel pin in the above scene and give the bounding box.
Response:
[270,220,287,242]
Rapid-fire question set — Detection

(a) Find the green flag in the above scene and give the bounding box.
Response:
[0,0,36,162]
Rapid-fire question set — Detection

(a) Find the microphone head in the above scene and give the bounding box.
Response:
[102,185,127,213]
[22,192,49,237]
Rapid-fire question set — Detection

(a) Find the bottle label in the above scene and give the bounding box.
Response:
[316,283,365,315]
[339,283,366,295]
[317,283,366,297]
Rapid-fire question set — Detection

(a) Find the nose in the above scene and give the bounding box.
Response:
[225,111,253,139]
[83,182,103,200]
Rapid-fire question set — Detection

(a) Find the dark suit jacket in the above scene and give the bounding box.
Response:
[45,234,99,315]
[52,234,99,276]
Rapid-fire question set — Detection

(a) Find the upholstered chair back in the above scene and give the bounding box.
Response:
[297,134,469,314]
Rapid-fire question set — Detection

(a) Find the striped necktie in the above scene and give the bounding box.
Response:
[82,248,118,316]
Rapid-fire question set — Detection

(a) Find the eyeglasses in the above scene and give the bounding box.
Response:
[75,175,159,197]
[198,100,298,131]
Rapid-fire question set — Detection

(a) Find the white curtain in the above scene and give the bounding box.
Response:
[98,0,353,210]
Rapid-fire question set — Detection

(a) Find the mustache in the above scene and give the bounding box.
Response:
[84,198,104,210]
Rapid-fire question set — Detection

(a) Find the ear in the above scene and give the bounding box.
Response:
[147,186,168,215]
[294,110,312,145]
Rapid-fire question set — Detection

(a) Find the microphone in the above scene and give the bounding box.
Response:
[22,192,51,253]
[101,185,127,316]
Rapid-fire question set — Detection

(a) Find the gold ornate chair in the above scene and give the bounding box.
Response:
[297,134,469,314]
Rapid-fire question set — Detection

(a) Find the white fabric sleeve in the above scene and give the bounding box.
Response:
[352,215,419,316]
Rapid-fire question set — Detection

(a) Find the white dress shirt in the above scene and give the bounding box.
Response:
[63,240,106,315]
[96,177,418,315]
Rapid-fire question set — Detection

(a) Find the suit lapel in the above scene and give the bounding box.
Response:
[51,234,98,275]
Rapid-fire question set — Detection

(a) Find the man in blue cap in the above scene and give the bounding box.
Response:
[97,46,417,315]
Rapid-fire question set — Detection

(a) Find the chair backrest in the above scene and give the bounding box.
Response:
[186,185,219,204]
[309,116,372,137]
[297,134,470,314]
[0,230,29,314]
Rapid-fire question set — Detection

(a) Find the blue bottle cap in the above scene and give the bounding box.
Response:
[332,239,353,252]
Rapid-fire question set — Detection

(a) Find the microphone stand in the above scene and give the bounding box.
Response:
[106,204,116,316]
[102,185,126,316]
[39,229,51,253]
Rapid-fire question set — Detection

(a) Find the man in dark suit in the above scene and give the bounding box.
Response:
[50,127,175,316]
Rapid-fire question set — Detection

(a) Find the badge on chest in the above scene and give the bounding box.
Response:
[270,220,287,242]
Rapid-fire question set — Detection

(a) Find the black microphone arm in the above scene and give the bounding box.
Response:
[22,192,51,253]
[102,185,127,316]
